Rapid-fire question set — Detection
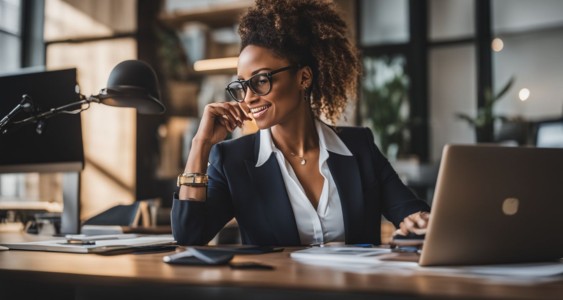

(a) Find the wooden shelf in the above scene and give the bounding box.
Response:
[159,1,253,28]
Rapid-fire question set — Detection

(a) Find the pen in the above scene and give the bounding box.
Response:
[65,239,96,245]
[352,244,374,248]
[65,234,138,245]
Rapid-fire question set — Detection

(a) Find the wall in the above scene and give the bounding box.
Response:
[429,45,476,161]
[493,0,563,120]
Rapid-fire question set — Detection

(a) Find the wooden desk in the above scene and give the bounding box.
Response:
[0,234,562,300]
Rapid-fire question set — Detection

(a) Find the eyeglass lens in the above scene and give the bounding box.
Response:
[227,73,271,102]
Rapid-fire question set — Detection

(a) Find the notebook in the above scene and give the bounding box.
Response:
[419,144,563,266]
[1,235,175,254]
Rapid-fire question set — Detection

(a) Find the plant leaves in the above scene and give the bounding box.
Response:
[455,113,477,127]
[494,76,515,101]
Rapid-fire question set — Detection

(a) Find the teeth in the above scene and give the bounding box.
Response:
[250,105,270,114]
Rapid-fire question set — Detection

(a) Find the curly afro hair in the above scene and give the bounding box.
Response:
[238,0,360,123]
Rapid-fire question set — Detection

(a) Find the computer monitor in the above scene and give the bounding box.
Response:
[535,118,563,148]
[0,68,84,234]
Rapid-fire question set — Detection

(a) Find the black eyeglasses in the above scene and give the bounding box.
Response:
[226,66,296,102]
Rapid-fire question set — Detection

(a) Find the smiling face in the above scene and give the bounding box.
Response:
[237,45,309,130]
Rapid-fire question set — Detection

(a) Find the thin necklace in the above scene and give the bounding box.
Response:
[273,138,310,166]
[289,152,307,165]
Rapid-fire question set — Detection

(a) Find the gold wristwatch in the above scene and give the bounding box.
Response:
[177,172,208,187]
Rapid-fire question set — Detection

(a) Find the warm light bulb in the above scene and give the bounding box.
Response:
[492,38,504,52]
[158,124,168,137]
[519,88,530,101]
[194,57,238,72]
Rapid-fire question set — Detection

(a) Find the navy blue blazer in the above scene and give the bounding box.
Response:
[172,126,429,246]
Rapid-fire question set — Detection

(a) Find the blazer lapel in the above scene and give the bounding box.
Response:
[327,152,365,243]
[244,133,300,245]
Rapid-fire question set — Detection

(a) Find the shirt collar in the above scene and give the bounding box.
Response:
[256,120,352,167]
[315,120,353,157]
[256,129,276,167]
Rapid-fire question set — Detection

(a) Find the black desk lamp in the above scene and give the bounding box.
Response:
[0,60,165,134]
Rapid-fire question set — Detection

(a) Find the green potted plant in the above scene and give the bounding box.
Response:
[362,56,412,159]
[456,77,514,143]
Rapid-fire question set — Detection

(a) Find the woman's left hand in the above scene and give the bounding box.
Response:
[395,211,430,236]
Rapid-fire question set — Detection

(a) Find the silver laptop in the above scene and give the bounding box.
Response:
[419,144,563,266]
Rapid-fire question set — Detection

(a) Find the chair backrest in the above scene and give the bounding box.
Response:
[83,202,141,226]
[494,120,531,145]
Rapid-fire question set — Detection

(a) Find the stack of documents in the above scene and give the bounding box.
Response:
[290,246,563,279]
[290,246,391,265]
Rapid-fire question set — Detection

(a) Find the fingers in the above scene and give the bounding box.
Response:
[207,102,249,132]
[411,211,429,228]
[217,113,237,132]
[395,211,430,236]
[237,102,253,121]
[215,114,233,132]
[396,224,408,236]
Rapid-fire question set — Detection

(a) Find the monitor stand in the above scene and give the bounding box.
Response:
[61,172,81,234]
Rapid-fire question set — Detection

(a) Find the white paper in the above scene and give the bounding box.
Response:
[450,262,563,277]
[290,246,392,265]
[291,247,563,279]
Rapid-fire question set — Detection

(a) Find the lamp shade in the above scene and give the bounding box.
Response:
[97,60,165,114]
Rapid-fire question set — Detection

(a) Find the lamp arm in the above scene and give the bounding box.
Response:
[0,95,34,132]
[1,94,100,134]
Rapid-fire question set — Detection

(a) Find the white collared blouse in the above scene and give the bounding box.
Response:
[255,120,353,245]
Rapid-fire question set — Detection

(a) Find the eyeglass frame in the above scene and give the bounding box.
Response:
[225,65,298,102]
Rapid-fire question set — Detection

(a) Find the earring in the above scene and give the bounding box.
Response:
[302,85,310,101]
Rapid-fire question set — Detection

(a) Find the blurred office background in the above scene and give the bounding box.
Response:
[1,0,562,236]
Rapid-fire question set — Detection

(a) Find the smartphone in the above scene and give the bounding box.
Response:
[229,261,274,270]
[163,247,234,265]
[189,247,235,265]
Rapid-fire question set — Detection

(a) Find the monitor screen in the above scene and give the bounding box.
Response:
[0,68,84,173]
[535,119,563,148]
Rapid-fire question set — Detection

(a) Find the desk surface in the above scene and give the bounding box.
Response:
[1,233,562,300]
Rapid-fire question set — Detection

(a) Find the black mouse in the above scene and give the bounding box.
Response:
[393,232,425,240]
[391,232,425,247]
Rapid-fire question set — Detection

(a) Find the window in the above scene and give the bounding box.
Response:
[0,0,23,200]
[0,0,22,72]
[1,0,141,226]
[0,0,54,225]
[492,0,563,120]
[359,0,421,161]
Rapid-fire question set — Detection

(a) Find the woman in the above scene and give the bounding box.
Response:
[172,0,429,246]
